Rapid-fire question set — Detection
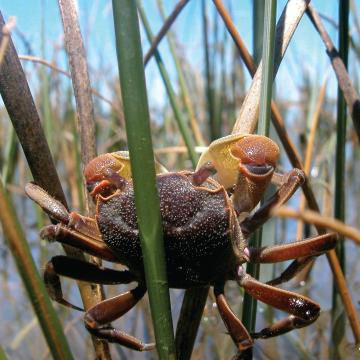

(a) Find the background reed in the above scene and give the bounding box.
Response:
[0,1,359,359]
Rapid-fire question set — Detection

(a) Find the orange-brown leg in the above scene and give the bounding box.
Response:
[214,283,253,351]
[248,233,337,264]
[26,182,119,261]
[84,286,155,351]
[44,255,137,311]
[240,168,304,236]
[41,223,119,262]
[238,273,320,339]
[247,233,337,286]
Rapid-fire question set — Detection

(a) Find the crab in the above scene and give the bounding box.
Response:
[25,134,337,352]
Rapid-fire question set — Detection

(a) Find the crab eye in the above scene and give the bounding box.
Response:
[244,163,274,175]
[86,181,97,194]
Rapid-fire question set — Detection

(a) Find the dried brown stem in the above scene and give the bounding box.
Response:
[18,55,122,115]
[275,207,360,249]
[143,0,190,66]
[57,0,110,358]
[296,74,329,239]
[306,4,360,141]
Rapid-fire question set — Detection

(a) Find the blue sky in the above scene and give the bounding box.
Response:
[0,1,358,109]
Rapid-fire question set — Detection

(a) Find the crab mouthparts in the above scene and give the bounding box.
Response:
[243,163,274,176]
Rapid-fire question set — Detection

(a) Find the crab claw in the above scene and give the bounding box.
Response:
[230,135,279,181]
[196,134,279,215]
[230,135,279,215]
[84,151,132,199]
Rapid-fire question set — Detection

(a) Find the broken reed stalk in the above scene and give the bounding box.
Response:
[0,10,115,359]
[306,4,360,141]
[232,0,311,134]
[112,1,176,358]
[0,16,15,66]
[57,0,110,357]
[0,182,73,360]
[214,0,360,345]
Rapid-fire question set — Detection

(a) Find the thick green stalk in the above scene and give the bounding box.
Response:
[111,1,176,358]
[0,181,73,360]
[137,1,198,167]
[257,0,276,136]
[242,0,276,343]
[331,0,349,355]
[252,1,264,66]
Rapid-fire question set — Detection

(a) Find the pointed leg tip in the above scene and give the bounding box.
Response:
[142,342,156,351]
[238,339,253,351]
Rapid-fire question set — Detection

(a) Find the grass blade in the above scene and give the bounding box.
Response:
[112,1,176,358]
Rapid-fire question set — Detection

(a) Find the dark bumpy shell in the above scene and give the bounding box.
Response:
[96,171,237,288]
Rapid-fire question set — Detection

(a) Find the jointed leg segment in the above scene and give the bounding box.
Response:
[238,273,320,339]
[84,286,154,351]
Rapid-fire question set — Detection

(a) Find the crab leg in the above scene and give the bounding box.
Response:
[84,286,155,351]
[44,255,137,310]
[41,223,119,262]
[248,233,337,264]
[238,273,320,339]
[240,168,304,236]
[214,283,253,351]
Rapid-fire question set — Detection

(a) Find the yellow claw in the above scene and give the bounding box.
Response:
[196,134,247,189]
[197,134,280,214]
[84,151,168,185]
[84,151,133,183]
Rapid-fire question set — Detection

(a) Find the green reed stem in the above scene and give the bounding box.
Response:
[112,2,176,358]
[242,0,276,341]
[1,126,17,184]
[202,0,217,141]
[0,345,8,360]
[0,181,73,360]
[331,0,349,354]
[137,1,198,167]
